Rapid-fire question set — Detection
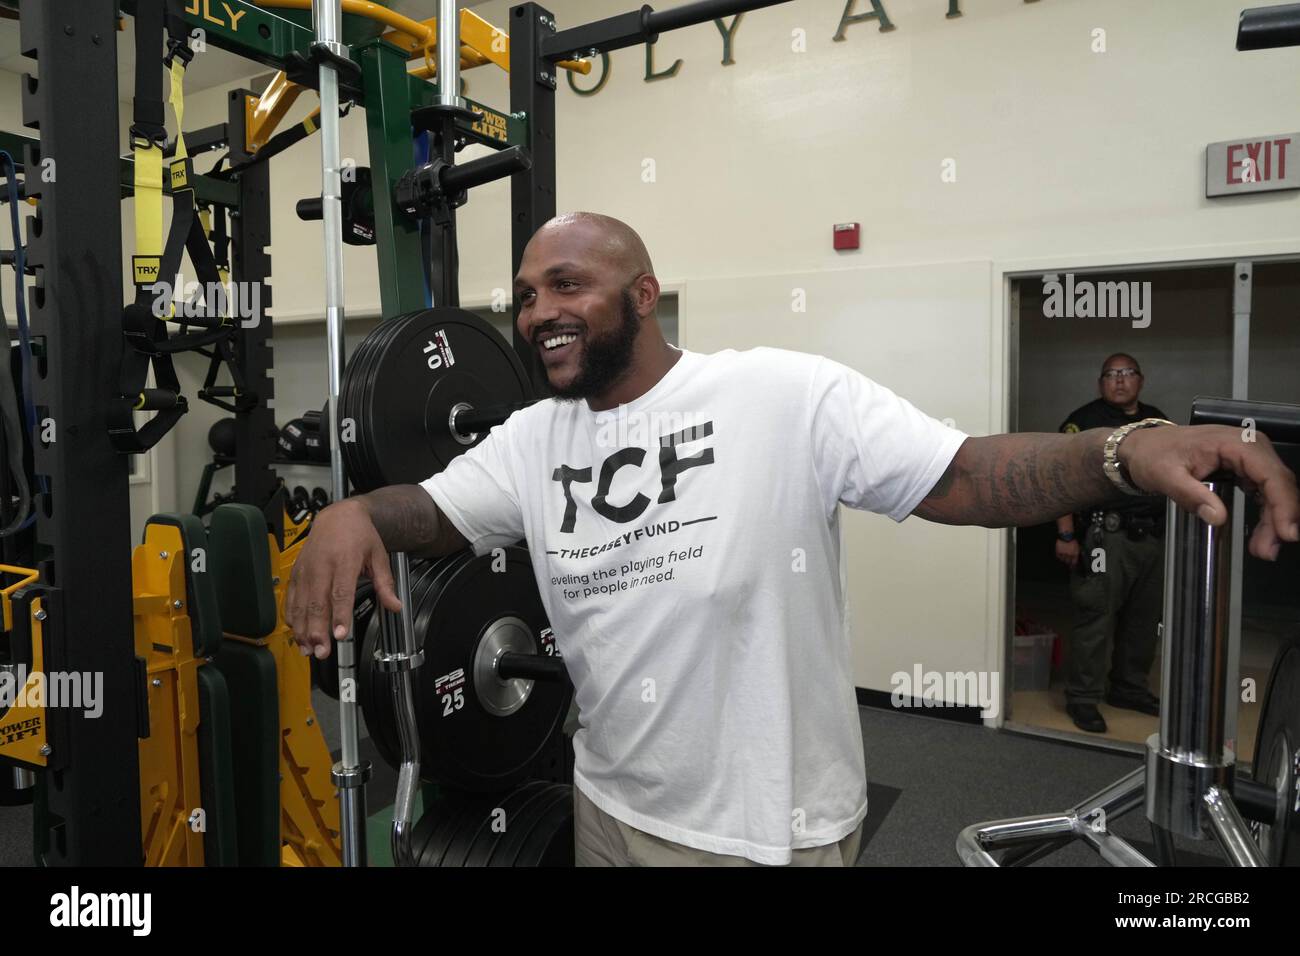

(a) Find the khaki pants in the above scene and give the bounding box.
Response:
[574,787,865,867]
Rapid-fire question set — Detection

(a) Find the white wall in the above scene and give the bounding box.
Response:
[10,0,1300,710]
[1017,267,1237,433]
[686,262,994,689]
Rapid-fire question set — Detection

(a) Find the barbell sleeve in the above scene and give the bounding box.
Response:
[496,652,568,683]
[449,399,537,435]
[439,146,532,193]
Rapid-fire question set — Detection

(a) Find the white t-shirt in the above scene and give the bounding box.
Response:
[422,347,966,864]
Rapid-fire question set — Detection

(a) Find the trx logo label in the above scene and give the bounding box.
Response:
[49,886,152,937]
[132,256,161,287]
[169,161,190,190]
[424,330,454,371]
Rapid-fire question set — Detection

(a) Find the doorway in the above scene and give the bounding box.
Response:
[1006,260,1300,765]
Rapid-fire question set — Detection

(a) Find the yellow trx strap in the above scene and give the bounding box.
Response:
[131,139,164,288]
[129,51,188,293]
[170,58,188,161]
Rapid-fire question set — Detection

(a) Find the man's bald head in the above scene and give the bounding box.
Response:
[513,212,668,407]
[530,212,655,283]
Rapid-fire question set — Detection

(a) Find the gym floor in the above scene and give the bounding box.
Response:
[0,695,1227,867]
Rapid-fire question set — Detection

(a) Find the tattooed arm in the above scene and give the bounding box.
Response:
[286,486,469,658]
[913,426,1299,561]
[359,485,470,556]
[913,431,1124,528]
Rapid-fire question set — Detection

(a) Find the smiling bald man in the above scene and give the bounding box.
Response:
[287,212,1300,867]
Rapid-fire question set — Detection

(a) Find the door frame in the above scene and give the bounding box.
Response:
[992,240,1300,750]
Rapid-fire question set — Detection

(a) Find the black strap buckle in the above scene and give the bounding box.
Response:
[129,125,166,152]
[164,36,195,68]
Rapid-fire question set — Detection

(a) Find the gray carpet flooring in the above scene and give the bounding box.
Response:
[0,699,1237,867]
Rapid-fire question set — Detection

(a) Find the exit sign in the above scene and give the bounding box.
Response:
[1206,134,1299,197]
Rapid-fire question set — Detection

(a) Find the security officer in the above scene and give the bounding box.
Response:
[1055,353,1171,733]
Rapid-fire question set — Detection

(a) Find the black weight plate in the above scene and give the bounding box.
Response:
[354,308,531,489]
[1253,636,1300,866]
[417,548,569,792]
[354,316,407,487]
[339,321,394,491]
[414,790,489,868]
[361,550,477,774]
[464,779,555,867]
[446,781,543,868]
[493,782,571,867]
[350,313,435,492]
[350,313,419,489]
[360,552,472,769]
[355,315,413,489]
[339,333,377,488]
[358,555,462,771]
[356,547,568,793]
[514,784,575,867]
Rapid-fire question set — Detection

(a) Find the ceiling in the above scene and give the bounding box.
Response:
[0,0,502,94]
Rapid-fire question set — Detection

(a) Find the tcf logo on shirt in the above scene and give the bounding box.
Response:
[552,420,714,533]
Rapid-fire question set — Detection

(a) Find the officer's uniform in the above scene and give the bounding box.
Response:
[1059,398,1169,708]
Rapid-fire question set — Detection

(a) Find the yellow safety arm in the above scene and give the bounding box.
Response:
[245,71,309,153]
[254,0,591,77]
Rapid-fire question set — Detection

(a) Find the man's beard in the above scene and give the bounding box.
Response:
[544,289,641,401]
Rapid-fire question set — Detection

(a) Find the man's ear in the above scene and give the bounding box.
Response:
[634,273,661,315]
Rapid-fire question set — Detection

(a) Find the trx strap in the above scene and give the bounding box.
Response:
[229,102,351,172]
[112,0,241,453]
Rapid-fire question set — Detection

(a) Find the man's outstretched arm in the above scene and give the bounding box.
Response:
[913,426,1300,561]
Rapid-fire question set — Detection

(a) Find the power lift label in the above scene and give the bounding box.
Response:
[0,715,41,747]
[471,108,509,145]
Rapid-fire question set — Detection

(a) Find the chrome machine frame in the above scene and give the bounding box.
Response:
[958,397,1300,867]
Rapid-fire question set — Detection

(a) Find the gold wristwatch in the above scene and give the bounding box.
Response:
[1103,418,1176,496]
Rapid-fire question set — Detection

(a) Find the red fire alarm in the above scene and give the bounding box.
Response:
[833,222,860,251]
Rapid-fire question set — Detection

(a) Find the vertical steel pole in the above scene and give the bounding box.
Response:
[379,0,465,867]
[1146,484,1236,840]
[439,0,463,109]
[313,0,369,868]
